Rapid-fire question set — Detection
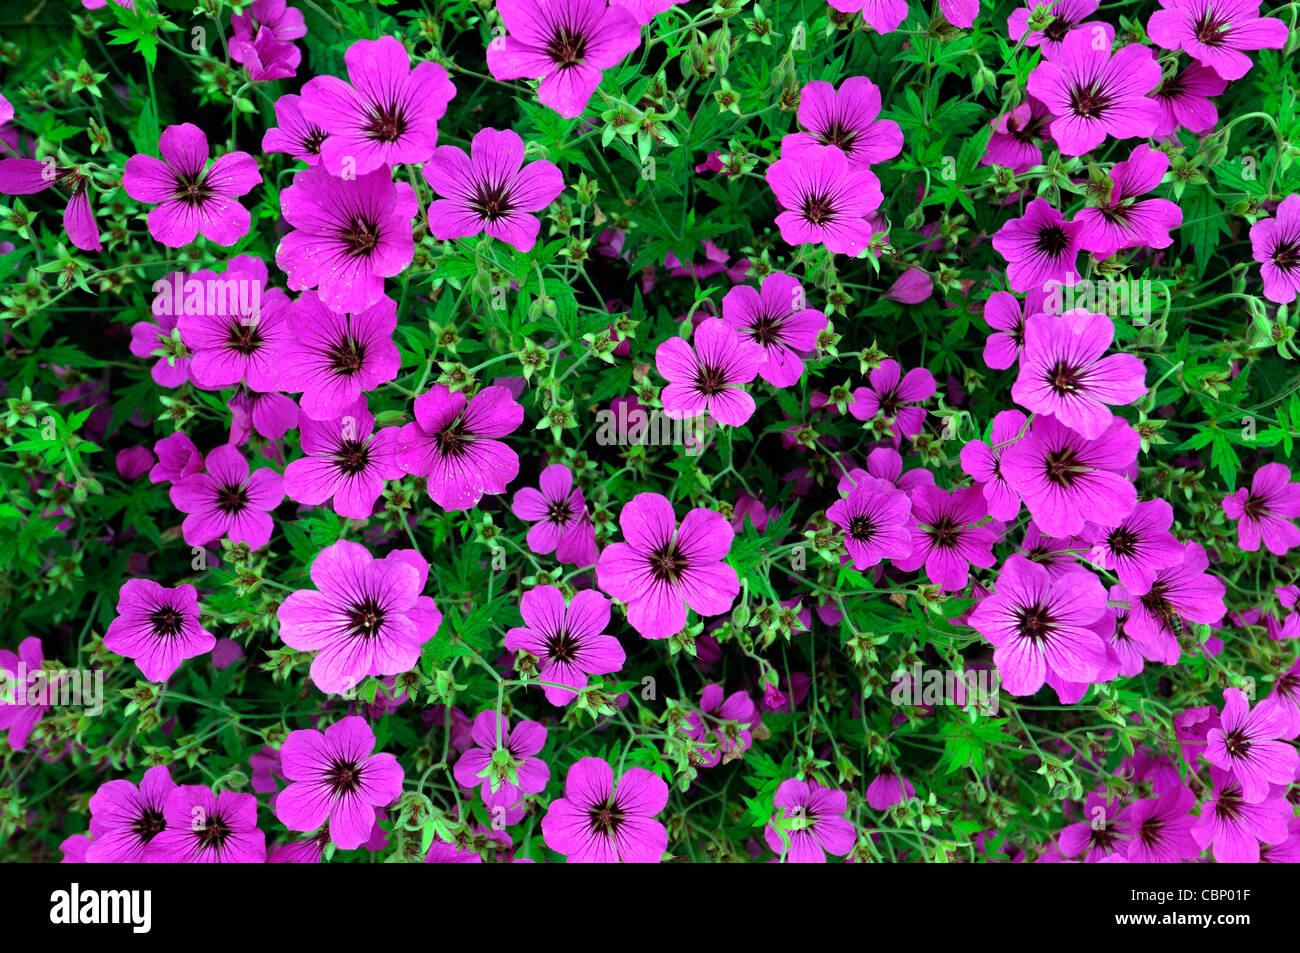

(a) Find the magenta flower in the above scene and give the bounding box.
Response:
[842,445,936,496]
[764,778,856,863]
[894,485,997,592]
[453,710,550,811]
[103,579,216,682]
[1027,32,1161,156]
[169,444,284,548]
[148,785,266,863]
[299,35,455,177]
[86,766,177,863]
[980,96,1053,174]
[1074,145,1183,257]
[992,199,1083,293]
[230,27,301,82]
[780,77,902,168]
[510,464,599,566]
[149,432,203,484]
[277,540,443,695]
[656,318,766,426]
[826,0,908,34]
[1001,415,1139,538]
[486,0,642,119]
[262,93,327,165]
[0,159,101,251]
[1125,541,1227,659]
[1151,63,1227,138]
[611,0,678,23]
[848,359,936,443]
[231,0,306,44]
[968,554,1111,696]
[1085,498,1186,595]
[275,165,417,315]
[1147,0,1288,81]
[1191,769,1292,863]
[276,716,405,850]
[1057,793,1130,862]
[596,492,740,639]
[541,756,668,863]
[278,291,401,421]
[982,287,1049,370]
[826,475,913,570]
[1120,784,1200,863]
[0,637,46,750]
[1011,309,1148,438]
[396,384,523,511]
[1259,658,1300,739]
[1204,688,1299,802]
[230,389,299,444]
[129,307,191,388]
[1222,463,1300,555]
[283,397,403,519]
[939,0,977,26]
[1008,0,1112,53]
[122,123,260,247]
[683,685,759,769]
[175,257,294,392]
[767,145,883,255]
[960,409,1028,521]
[866,769,914,810]
[423,127,564,252]
[505,586,625,705]
[1249,194,1300,304]
[720,272,827,388]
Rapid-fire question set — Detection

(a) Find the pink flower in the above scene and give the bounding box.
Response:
[656,319,766,426]
[1222,463,1300,555]
[122,124,260,247]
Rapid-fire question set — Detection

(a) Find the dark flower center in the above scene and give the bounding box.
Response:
[325,757,364,794]
[1222,728,1252,760]
[847,515,876,542]
[1015,603,1054,641]
[173,170,213,207]
[1035,223,1070,256]
[328,336,366,377]
[693,363,730,396]
[215,483,249,514]
[544,630,577,663]
[1009,112,1048,144]
[346,596,386,638]
[226,318,264,356]
[148,606,186,637]
[801,192,836,226]
[363,102,407,143]
[929,515,961,549]
[1272,241,1299,273]
[132,808,166,843]
[588,799,624,837]
[341,216,382,257]
[302,127,327,155]
[818,121,858,151]
[435,419,472,458]
[547,26,588,67]
[1193,11,1231,46]
[649,542,687,582]
[1107,526,1138,557]
[1241,493,1268,521]
[196,814,232,851]
[750,312,785,346]
[1069,83,1113,120]
[1048,360,1083,395]
[470,182,515,222]
[1043,447,1083,487]
[546,499,574,525]
[1043,16,1074,41]
[335,439,369,475]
